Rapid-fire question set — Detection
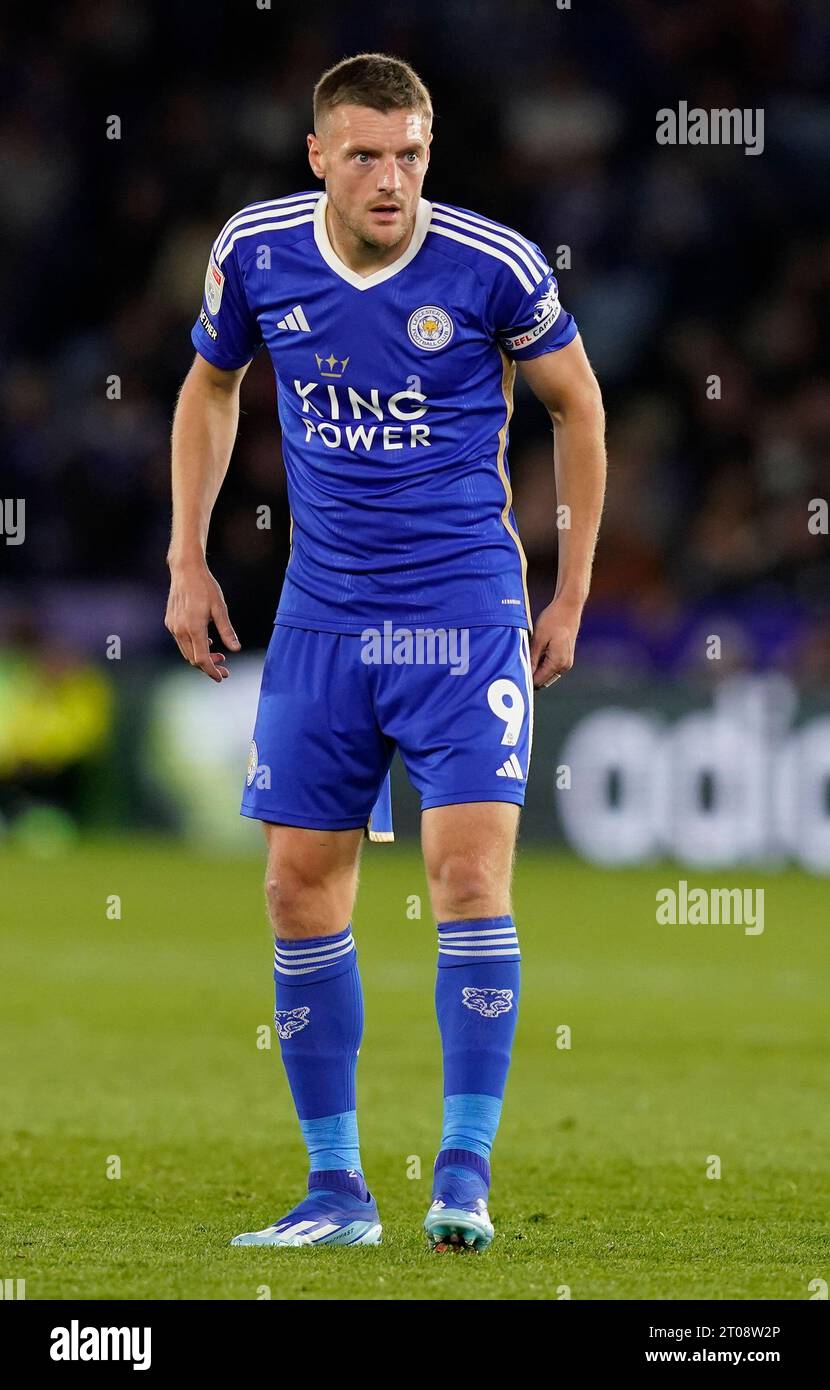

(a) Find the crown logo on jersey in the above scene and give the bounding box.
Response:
[315,352,350,378]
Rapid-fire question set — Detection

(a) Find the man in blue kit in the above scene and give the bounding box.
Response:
[165,52,606,1251]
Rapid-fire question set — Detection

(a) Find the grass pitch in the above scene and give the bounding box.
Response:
[1,837,828,1300]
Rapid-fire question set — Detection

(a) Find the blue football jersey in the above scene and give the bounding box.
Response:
[191,190,578,632]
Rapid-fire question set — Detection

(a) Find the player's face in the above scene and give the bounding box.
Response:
[308,105,431,252]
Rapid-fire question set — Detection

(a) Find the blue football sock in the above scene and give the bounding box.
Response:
[434,916,520,1183]
[273,925,364,1178]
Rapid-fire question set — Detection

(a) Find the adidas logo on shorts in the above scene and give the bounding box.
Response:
[496,753,524,779]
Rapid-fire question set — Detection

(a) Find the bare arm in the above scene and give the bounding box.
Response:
[165,352,250,681]
[517,335,606,687]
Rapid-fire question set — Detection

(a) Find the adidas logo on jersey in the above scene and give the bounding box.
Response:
[277,304,311,332]
[496,753,524,779]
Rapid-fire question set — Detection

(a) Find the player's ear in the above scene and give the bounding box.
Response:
[307,132,324,179]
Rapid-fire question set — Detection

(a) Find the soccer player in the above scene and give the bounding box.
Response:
[165,53,606,1251]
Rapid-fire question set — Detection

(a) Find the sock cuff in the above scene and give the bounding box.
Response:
[437,916,520,965]
[308,1168,368,1199]
[435,1147,491,1185]
[274,925,355,980]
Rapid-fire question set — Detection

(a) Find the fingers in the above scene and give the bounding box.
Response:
[532,643,574,689]
[533,657,560,689]
[165,570,240,681]
[165,613,229,682]
[208,644,228,677]
[211,599,241,653]
[190,630,226,682]
[164,613,194,669]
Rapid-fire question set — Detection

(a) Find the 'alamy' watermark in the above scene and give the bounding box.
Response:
[361,622,469,676]
[50,1322,151,1370]
[656,102,764,156]
[656,881,764,935]
[1,499,25,545]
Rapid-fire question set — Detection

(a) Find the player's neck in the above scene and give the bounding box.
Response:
[324,200,416,278]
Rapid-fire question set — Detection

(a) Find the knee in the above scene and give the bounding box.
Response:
[430,850,499,919]
[265,864,320,938]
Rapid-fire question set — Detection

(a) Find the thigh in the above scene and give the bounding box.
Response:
[242,624,393,831]
[379,625,534,812]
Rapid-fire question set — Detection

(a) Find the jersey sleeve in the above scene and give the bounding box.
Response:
[491,242,578,361]
[190,228,262,370]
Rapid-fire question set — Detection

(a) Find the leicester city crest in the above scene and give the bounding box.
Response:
[246,740,258,787]
[407,305,454,351]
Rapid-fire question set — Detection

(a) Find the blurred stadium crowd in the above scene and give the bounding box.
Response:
[1,0,829,817]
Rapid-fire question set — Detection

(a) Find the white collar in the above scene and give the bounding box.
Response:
[313,193,432,290]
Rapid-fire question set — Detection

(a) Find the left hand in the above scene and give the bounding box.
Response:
[529,599,581,689]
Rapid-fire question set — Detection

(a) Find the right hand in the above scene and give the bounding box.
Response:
[165,558,241,682]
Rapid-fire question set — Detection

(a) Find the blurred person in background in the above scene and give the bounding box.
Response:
[0,612,113,843]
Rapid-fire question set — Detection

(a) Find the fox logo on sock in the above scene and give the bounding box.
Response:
[461,987,514,1018]
[274,1006,310,1039]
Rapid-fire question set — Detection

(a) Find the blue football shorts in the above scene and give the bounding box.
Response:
[241,623,534,829]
